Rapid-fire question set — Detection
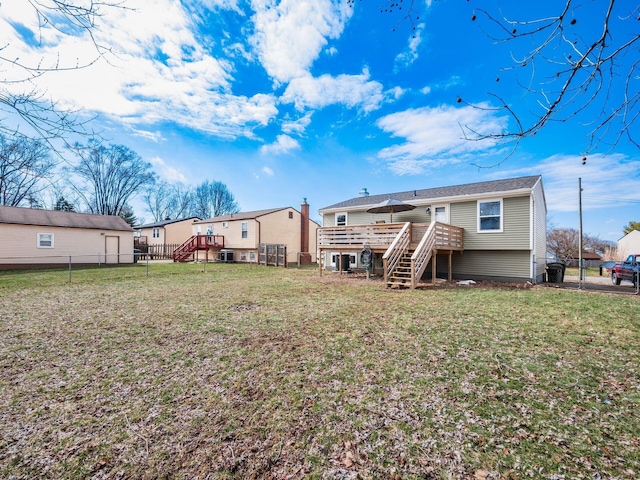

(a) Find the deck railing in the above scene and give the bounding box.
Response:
[411,223,437,288]
[318,223,404,248]
[173,235,225,262]
[409,222,464,288]
[382,222,412,283]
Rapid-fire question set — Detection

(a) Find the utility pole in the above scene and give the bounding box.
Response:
[578,178,584,283]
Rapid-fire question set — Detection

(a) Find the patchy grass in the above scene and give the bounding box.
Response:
[0,264,638,479]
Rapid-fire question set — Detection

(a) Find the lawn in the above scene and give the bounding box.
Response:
[1,264,638,479]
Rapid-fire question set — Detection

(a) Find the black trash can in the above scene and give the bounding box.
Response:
[546,262,566,283]
[133,249,140,264]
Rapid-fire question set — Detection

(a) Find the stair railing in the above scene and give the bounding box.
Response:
[382,222,411,284]
[172,235,198,262]
[410,222,437,289]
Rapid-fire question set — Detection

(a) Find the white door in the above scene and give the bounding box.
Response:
[105,236,120,264]
[433,205,449,223]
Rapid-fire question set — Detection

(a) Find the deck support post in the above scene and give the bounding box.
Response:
[432,251,437,286]
[448,251,453,282]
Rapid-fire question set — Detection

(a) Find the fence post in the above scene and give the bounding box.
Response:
[68,255,72,283]
[146,256,149,277]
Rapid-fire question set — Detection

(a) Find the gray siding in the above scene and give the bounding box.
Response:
[451,196,530,250]
[447,250,531,281]
[324,208,429,227]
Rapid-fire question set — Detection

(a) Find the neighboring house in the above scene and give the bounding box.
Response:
[617,230,640,259]
[175,199,319,265]
[134,217,200,256]
[0,205,134,269]
[566,252,602,267]
[318,175,547,287]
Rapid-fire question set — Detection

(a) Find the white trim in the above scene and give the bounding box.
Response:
[477,198,503,233]
[37,232,54,248]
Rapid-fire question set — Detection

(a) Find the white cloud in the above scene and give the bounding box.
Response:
[326,46,338,56]
[150,156,188,183]
[395,23,424,68]
[250,0,352,83]
[281,70,385,112]
[376,103,508,174]
[262,166,275,176]
[1,1,279,138]
[260,134,301,155]
[499,154,640,213]
[282,112,313,135]
[420,86,432,95]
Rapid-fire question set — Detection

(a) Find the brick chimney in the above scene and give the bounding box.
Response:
[300,198,311,264]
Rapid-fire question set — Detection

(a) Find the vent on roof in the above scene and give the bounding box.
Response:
[359,188,369,197]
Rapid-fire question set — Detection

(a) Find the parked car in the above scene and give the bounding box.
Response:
[610,254,640,286]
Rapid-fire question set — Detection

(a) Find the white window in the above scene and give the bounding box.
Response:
[240,251,247,261]
[152,227,160,238]
[222,222,228,228]
[336,213,347,226]
[37,233,54,248]
[241,222,248,239]
[478,199,503,232]
[249,252,256,262]
[331,253,356,268]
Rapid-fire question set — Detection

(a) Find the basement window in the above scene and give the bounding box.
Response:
[37,233,54,248]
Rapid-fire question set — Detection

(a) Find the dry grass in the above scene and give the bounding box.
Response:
[0,264,639,479]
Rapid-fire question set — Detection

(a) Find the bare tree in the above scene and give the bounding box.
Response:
[547,227,604,262]
[192,180,240,219]
[1,1,125,140]
[0,133,55,206]
[143,181,194,222]
[464,0,639,157]
[352,0,639,156]
[68,140,156,216]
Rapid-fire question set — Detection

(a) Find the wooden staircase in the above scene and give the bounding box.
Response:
[387,250,415,288]
[383,222,463,289]
[173,235,224,262]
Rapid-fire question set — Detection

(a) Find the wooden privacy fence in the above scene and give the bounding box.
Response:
[135,243,180,260]
[259,243,287,267]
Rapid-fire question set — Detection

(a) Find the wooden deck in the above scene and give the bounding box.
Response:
[318,222,464,288]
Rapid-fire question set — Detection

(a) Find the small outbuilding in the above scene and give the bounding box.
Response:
[0,205,134,269]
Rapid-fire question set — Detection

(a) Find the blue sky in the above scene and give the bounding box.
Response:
[2,0,639,242]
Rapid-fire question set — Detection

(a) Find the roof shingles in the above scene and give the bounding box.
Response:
[320,175,542,211]
[0,206,133,231]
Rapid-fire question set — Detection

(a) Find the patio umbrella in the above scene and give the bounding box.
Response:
[366,198,416,223]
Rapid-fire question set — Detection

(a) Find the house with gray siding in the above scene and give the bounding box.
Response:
[317,176,547,287]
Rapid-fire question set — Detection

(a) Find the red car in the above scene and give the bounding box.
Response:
[610,254,640,286]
